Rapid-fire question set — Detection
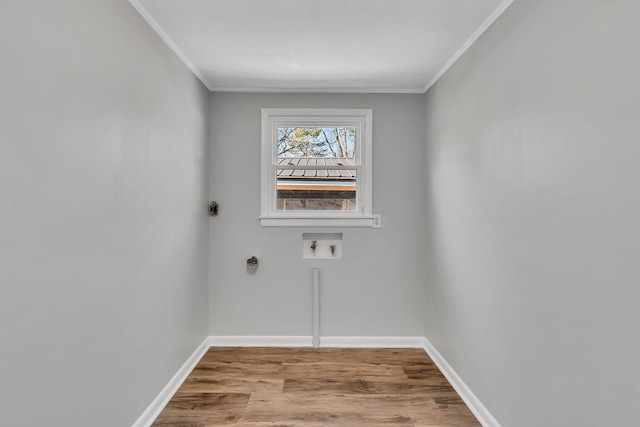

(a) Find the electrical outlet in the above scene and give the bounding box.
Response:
[372,214,382,228]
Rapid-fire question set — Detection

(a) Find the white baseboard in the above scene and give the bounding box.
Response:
[131,337,211,427]
[208,335,425,348]
[209,335,313,347]
[422,338,501,427]
[320,336,425,348]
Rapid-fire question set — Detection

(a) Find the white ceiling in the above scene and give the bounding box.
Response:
[131,0,512,93]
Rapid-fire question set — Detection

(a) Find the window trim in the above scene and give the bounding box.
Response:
[260,108,374,227]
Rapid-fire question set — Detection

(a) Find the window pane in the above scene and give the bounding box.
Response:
[277,127,356,159]
[277,169,356,211]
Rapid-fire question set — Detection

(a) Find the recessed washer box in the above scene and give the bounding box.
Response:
[302,233,343,259]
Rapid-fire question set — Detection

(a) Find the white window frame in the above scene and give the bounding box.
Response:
[260,108,374,227]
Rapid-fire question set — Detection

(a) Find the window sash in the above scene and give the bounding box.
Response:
[272,122,362,165]
[261,108,373,227]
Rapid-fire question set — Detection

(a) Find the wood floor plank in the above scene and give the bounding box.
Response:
[282,378,456,395]
[189,362,286,380]
[244,393,417,426]
[152,392,251,426]
[244,392,454,426]
[151,347,480,427]
[282,347,430,366]
[178,377,285,394]
[282,362,408,382]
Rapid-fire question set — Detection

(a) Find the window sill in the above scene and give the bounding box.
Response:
[259,216,376,228]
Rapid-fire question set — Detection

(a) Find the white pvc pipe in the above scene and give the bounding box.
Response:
[312,268,320,348]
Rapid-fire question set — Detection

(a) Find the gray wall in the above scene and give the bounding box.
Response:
[0,1,209,426]
[209,93,427,338]
[423,0,640,425]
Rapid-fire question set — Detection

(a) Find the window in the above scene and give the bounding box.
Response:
[260,108,374,227]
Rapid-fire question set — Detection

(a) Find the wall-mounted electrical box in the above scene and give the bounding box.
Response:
[302,233,343,259]
[209,201,218,216]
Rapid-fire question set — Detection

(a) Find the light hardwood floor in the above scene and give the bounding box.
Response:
[151,347,480,426]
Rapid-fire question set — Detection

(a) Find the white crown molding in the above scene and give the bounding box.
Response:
[210,86,425,94]
[422,338,502,427]
[423,0,514,92]
[131,336,211,427]
[128,0,214,91]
